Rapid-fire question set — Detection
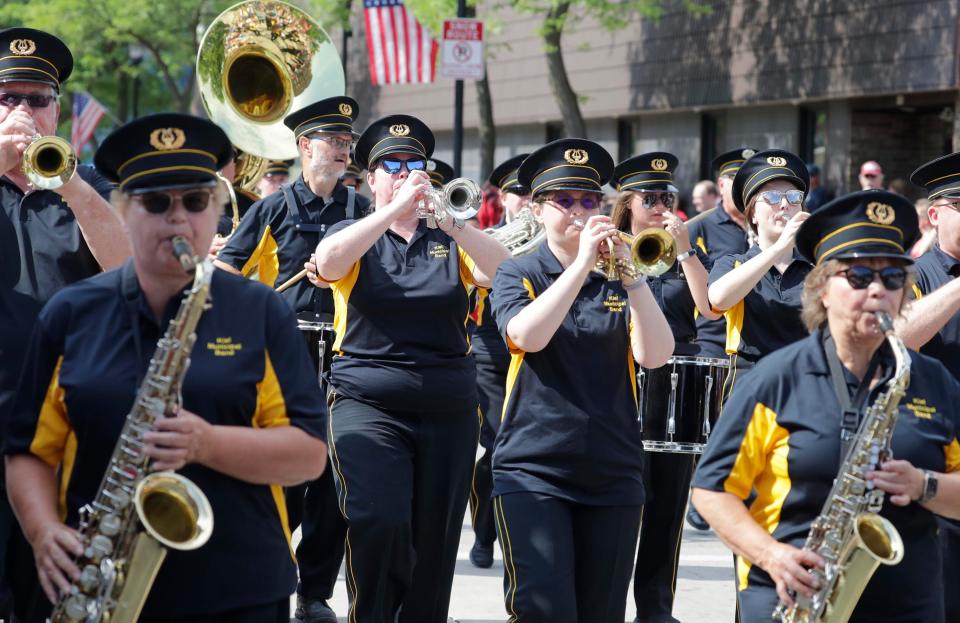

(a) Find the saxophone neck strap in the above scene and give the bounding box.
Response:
[823,329,882,460]
[120,260,146,386]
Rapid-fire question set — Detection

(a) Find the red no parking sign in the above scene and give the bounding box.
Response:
[441,19,484,80]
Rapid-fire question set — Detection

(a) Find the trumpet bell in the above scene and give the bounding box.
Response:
[23,136,77,190]
[443,177,481,221]
[197,0,345,160]
[631,227,677,277]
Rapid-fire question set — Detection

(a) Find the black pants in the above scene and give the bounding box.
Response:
[493,491,641,623]
[327,394,479,623]
[288,322,347,601]
[139,598,288,623]
[633,452,695,622]
[940,517,960,621]
[470,356,507,549]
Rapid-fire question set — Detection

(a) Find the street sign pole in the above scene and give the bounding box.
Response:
[452,0,466,177]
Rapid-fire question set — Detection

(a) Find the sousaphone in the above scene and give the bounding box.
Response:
[197,0,346,162]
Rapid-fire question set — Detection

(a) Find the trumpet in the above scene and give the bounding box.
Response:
[23,135,77,190]
[417,177,481,229]
[574,220,676,280]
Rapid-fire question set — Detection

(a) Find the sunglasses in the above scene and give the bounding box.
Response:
[639,192,677,210]
[545,192,602,211]
[863,174,878,179]
[137,189,213,214]
[310,134,354,150]
[0,92,57,108]
[759,190,805,206]
[379,158,426,174]
[834,266,907,291]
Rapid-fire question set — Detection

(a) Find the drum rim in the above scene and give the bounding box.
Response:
[666,355,729,368]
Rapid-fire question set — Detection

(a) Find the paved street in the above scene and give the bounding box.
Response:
[294,513,736,622]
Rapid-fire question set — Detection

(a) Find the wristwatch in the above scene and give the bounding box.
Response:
[676,249,696,262]
[919,469,939,503]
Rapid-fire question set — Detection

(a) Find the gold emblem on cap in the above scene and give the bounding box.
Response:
[149,127,187,151]
[564,149,589,165]
[767,156,787,167]
[742,149,755,159]
[651,158,668,171]
[10,39,36,55]
[866,201,896,225]
[339,103,353,116]
[389,124,410,137]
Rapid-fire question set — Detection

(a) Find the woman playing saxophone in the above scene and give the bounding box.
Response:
[692,190,960,622]
[4,114,327,623]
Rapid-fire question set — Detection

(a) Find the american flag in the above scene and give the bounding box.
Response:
[70,91,107,154]
[364,0,438,86]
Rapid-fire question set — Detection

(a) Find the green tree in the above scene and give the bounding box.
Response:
[509,0,710,138]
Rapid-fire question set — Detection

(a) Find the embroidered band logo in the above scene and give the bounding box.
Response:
[866,201,896,225]
[10,39,36,55]
[149,127,187,151]
[206,337,243,357]
[564,149,589,165]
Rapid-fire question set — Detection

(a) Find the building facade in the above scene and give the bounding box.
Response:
[342,0,959,201]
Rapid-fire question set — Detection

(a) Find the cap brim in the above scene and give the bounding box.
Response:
[534,182,604,196]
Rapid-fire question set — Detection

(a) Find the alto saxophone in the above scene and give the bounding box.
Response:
[773,311,908,623]
[51,236,215,623]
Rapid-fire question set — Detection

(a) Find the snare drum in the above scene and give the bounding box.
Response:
[638,355,729,454]
[297,320,335,387]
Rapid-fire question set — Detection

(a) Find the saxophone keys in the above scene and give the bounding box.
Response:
[98,513,122,536]
[79,564,100,590]
[63,592,89,620]
[88,534,114,560]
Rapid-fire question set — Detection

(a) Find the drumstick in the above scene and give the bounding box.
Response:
[276,268,308,293]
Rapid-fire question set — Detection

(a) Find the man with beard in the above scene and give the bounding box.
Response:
[215,95,368,623]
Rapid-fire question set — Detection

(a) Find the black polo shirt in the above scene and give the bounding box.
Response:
[912,244,960,380]
[217,176,369,316]
[707,245,811,364]
[325,219,479,414]
[471,288,509,363]
[489,241,643,506]
[0,286,40,484]
[3,263,326,617]
[693,330,960,621]
[689,204,751,358]
[648,247,711,353]
[0,165,114,303]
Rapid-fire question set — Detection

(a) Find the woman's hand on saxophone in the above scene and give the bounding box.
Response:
[144,409,213,471]
[867,459,925,506]
[31,520,83,602]
[757,540,824,606]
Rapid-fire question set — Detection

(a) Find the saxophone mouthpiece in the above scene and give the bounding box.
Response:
[875,311,894,335]
[171,236,197,273]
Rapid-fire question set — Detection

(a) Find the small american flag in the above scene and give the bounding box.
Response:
[70,91,107,154]
[364,0,438,86]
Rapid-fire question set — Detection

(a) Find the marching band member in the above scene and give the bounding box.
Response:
[426,157,454,189]
[0,26,128,619]
[4,113,327,623]
[900,152,960,621]
[214,95,367,623]
[693,190,960,622]
[706,149,812,397]
[468,154,530,569]
[258,159,293,198]
[489,139,673,623]
[314,114,509,622]
[610,152,717,623]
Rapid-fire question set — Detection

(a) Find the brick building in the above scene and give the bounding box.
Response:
[341,0,959,201]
